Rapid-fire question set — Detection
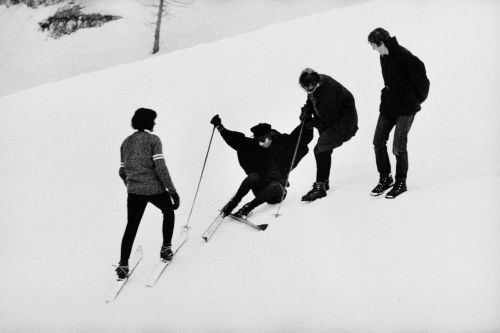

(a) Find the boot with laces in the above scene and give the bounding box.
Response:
[221,198,240,217]
[115,263,129,280]
[385,179,407,199]
[301,181,328,202]
[160,244,174,262]
[370,173,394,196]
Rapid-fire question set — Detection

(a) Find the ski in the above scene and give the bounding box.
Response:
[105,245,143,303]
[145,226,189,287]
[228,214,268,231]
[201,213,225,242]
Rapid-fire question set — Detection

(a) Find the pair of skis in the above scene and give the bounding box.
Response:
[105,227,189,303]
[201,212,268,242]
[107,212,268,302]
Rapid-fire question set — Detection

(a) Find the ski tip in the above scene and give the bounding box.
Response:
[259,224,269,231]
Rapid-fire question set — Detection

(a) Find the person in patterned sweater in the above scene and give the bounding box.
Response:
[116,108,180,279]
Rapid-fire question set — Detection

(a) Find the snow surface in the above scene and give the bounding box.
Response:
[0,0,363,97]
[1,0,500,332]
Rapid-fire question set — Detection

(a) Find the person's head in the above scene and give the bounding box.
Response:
[251,123,273,149]
[368,28,390,55]
[299,68,321,94]
[131,108,157,131]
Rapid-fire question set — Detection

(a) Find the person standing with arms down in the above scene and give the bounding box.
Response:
[116,108,180,279]
[368,28,430,198]
[299,68,358,202]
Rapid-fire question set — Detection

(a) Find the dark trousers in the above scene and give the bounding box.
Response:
[120,192,175,264]
[315,149,333,182]
[233,173,285,209]
[373,113,415,181]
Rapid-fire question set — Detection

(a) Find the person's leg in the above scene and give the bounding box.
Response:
[315,149,333,184]
[386,114,415,198]
[393,114,415,182]
[222,173,264,215]
[149,192,175,247]
[120,194,148,265]
[373,113,396,176]
[235,181,284,217]
[149,192,175,260]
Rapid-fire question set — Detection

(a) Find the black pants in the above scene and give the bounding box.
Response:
[373,113,415,181]
[120,192,175,264]
[233,173,285,209]
[315,149,333,182]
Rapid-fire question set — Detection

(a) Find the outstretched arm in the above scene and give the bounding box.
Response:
[210,114,254,151]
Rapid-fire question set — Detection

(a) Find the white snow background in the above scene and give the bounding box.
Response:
[1,0,500,332]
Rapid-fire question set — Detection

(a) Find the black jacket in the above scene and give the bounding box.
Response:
[302,74,358,152]
[219,128,266,175]
[262,124,313,185]
[379,37,430,115]
[220,123,313,185]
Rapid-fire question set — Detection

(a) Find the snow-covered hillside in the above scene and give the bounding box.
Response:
[0,0,359,97]
[1,0,499,332]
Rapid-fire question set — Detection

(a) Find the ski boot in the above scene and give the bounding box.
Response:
[385,179,407,199]
[115,263,129,280]
[370,173,394,196]
[160,244,174,262]
[301,181,328,202]
[234,202,255,219]
[221,198,240,217]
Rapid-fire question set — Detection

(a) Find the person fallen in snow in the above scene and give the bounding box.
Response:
[116,108,180,279]
[368,27,430,199]
[298,68,358,202]
[210,114,313,218]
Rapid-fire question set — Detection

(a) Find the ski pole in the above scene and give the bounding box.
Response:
[274,120,306,218]
[184,126,217,229]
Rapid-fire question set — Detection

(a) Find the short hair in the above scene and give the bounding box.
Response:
[368,28,391,46]
[299,68,321,87]
[131,108,157,131]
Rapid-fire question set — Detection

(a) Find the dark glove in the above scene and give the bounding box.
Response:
[210,114,222,128]
[170,192,180,210]
[299,105,312,121]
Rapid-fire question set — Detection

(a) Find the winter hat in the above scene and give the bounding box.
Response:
[250,123,273,138]
[132,108,157,131]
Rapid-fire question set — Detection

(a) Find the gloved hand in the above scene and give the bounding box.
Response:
[210,114,222,128]
[299,105,311,121]
[170,192,180,210]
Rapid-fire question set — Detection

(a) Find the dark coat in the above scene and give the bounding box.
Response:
[262,123,313,185]
[219,128,266,175]
[220,123,313,186]
[379,37,430,115]
[302,74,358,153]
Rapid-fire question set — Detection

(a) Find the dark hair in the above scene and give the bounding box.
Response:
[368,28,391,46]
[131,108,157,131]
[299,68,321,87]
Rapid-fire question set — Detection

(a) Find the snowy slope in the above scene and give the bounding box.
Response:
[0,0,361,97]
[1,0,499,332]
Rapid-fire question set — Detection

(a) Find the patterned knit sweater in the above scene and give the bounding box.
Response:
[119,131,176,195]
